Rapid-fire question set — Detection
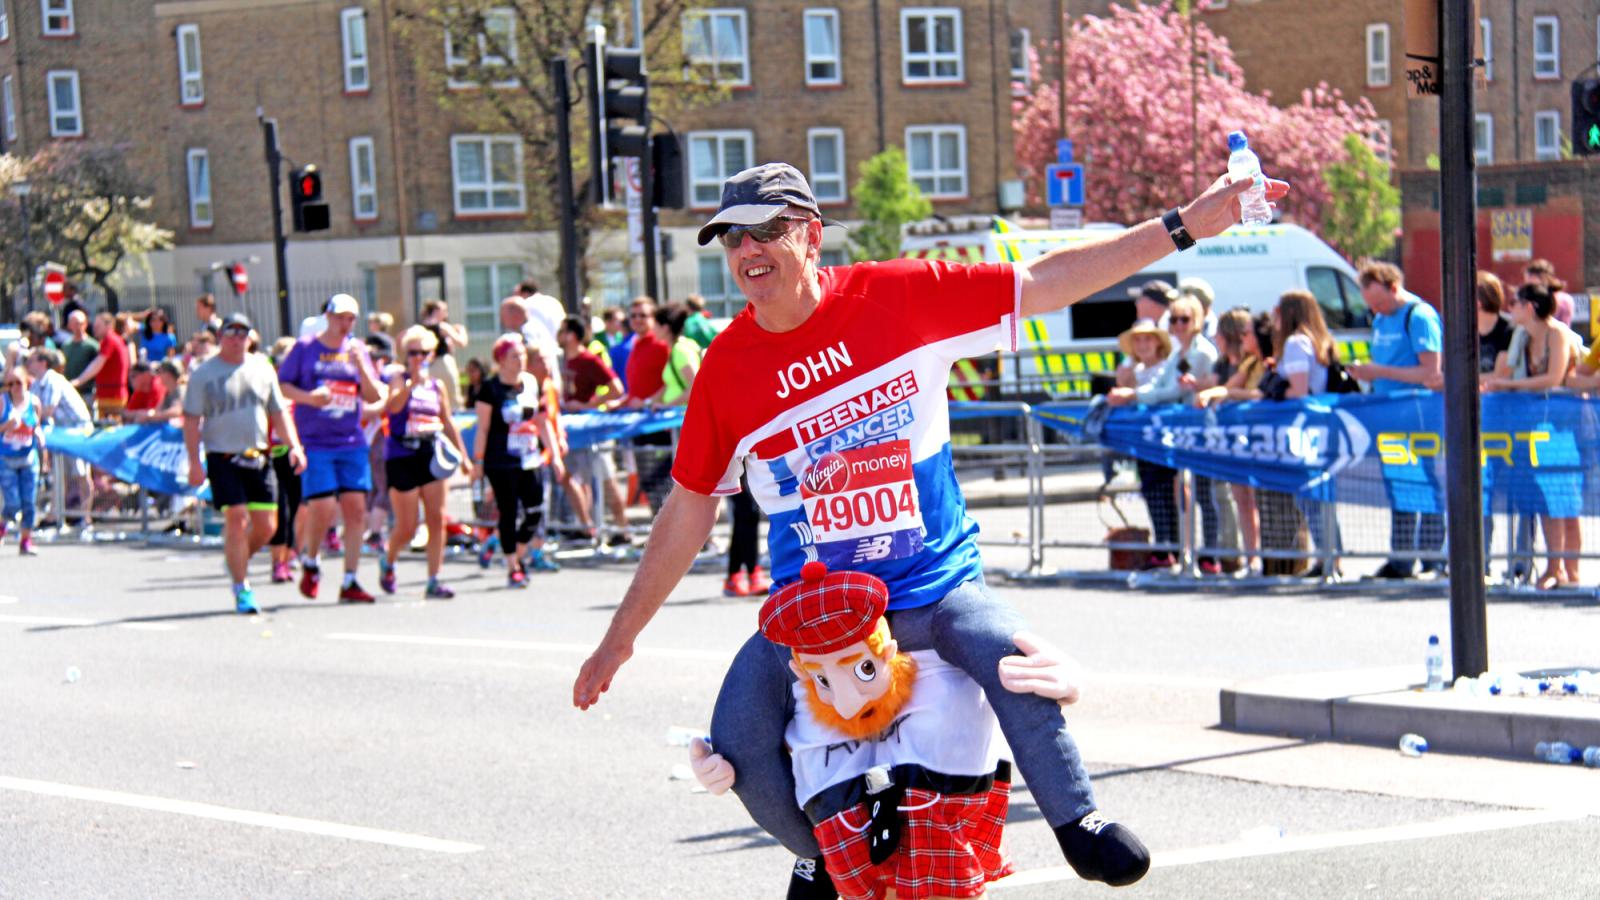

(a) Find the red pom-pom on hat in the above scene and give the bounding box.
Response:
[800,560,828,582]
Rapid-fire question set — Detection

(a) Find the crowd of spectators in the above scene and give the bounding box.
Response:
[1106,259,1591,589]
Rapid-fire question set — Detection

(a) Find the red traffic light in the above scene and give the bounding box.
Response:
[292,165,322,201]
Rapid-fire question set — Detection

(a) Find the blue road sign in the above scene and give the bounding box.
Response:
[1046,162,1084,206]
[1057,139,1074,163]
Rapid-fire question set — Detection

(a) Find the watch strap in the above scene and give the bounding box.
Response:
[1162,208,1195,251]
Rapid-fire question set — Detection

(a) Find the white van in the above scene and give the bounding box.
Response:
[903,219,1372,397]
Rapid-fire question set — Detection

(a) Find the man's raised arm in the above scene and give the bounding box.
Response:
[1019,175,1288,317]
[573,484,722,709]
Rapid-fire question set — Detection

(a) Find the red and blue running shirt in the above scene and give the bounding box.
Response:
[672,259,1020,611]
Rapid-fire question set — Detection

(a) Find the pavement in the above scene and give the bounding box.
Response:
[5,509,1600,898]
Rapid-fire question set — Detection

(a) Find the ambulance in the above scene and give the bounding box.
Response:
[903,217,1372,399]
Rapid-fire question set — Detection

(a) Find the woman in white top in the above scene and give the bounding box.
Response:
[1274,290,1341,578]
[1108,320,1181,568]
[1485,282,1582,589]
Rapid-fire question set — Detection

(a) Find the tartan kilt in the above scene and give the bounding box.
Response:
[814,775,1014,900]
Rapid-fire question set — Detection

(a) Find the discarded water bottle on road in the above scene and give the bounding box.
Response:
[1226,131,1273,226]
[64,666,81,684]
[1583,746,1600,768]
[1398,733,1429,757]
[1535,741,1579,764]
[1425,635,1444,691]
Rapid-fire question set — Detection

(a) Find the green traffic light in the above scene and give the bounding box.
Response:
[1589,123,1600,150]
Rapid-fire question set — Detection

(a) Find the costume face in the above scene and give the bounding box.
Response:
[789,628,916,740]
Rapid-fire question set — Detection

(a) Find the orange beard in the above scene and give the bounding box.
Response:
[802,653,919,741]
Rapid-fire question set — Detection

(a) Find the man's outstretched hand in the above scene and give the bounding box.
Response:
[689,737,735,795]
[1181,174,1292,241]
[998,631,1085,705]
[573,639,633,710]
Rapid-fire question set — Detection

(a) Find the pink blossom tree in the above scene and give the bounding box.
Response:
[1014,2,1383,238]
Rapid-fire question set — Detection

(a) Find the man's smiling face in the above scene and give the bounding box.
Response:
[724,207,819,311]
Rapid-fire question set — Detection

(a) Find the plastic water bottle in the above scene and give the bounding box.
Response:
[1226,131,1273,226]
[1398,733,1429,757]
[1583,747,1600,767]
[1425,635,1444,692]
[1535,741,1579,764]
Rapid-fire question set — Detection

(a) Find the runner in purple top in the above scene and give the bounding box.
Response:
[276,294,387,603]
[377,326,472,599]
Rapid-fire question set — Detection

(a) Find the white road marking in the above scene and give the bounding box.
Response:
[0,614,177,632]
[989,808,1592,889]
[0,776,483,854]
[323,632,732,662]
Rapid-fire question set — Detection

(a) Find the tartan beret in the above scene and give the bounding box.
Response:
[759,561,890,655]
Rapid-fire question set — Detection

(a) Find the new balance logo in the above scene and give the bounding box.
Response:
[852,535,895,562]
[1078,810,1112,835]
[792,857,818,882]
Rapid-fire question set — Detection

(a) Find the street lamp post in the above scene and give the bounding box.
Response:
[10,179,36,317]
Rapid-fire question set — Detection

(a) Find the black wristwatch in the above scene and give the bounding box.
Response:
[1162,207,1195,252]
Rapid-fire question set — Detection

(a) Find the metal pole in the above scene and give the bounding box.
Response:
[259,114,292,338]
[640,107,659,300]
[551,56,582,311]
[1179,468,1198,579]
[1439,0,1488,677]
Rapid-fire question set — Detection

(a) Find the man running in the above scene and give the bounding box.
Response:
[184,313,306,614]
[574,163,1286,890]
[276,294,387,602]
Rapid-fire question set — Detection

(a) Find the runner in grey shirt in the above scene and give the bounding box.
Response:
[183,313,305,615]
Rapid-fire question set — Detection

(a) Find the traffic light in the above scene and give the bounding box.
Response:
[652,133,684,209]
[1574,78,1600,157]
[290,164,330,232]
[586,37,650,205]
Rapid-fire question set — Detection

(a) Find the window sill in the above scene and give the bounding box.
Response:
[1365,81,1392,90]
[805,81,845,90]
[354,214,380,226]
[1532,73,1560,81]
[902,79,966,89]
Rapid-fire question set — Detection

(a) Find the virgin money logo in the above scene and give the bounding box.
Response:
[802,452,850,495]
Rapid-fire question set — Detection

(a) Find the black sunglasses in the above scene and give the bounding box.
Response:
[221,326,250,337]
[406,348,431,357]
[1169,315,1192,325]
[716,215,810,249]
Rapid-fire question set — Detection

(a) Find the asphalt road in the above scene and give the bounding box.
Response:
[3,527,1598,899]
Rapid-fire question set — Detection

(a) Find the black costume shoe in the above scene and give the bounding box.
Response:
[786,856,838,900]
[1055,810,1151,887]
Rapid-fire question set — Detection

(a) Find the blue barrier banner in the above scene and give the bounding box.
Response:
[43,423,196,496]
[42,409,691,498]
[1036,391,1599,515]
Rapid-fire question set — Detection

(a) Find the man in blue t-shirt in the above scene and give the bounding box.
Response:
[1348,262,1445,579]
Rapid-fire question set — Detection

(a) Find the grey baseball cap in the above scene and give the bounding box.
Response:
[696,163,842,246]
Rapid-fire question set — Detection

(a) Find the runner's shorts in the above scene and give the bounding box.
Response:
[385,443,440,494]
[206,451,278,511]
[302,445,373,499]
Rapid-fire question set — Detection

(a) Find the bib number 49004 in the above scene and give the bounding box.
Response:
[809,483,917,535]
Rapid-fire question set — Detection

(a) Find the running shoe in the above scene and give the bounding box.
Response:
[299,564,321,599]
[723,571,751,598]
[507,567,528,589]
[424,580,456,600]
[18,537,37,556]
[478,534,500,569]
[339,580,376,603]
[748,566,771,595]
[270,560,294,583]
[527,548,561,572]
[234,585,259,615]
[378,558,397,595]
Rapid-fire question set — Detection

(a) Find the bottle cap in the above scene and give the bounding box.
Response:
[1227,130,1248,152]
[1427,635,1439,645]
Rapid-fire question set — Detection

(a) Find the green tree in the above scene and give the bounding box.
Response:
[847,148,931,262]
[393,1,720,296]
[1320,133,1400,262]
[0,143,172,313]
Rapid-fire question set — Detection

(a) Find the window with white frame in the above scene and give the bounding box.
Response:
[1478,17,1491,81]
[696,253,744,315]
[41,0,71,36]
[1532,16,1559,79]
[349,136,377,220]
[808,128,846,204]
[819,248,847,267]
[342,7,370,92]
[46,70,81,136]
[445,7,517,88]
[1009,28,1030,87]
[687,130,752,207]
[1534,110,1561,161]
[1473,114,1493,165]
[905,125,966,198]
[684,8,749,86]
[1,2,10,42]
[176,24,202,105]
[1366,23,1390,87]
[902,8,962,83]
[450,135,524,214]
[1371,119,1392,166]
[803,9,840,85]
[463,262,522,335]
[186,148,212,228]
[3,76,15,142]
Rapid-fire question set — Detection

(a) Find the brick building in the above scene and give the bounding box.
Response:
[0,0,1051,337]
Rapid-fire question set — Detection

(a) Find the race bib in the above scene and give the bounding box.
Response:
[507,419,541,467]
[324,380,359,418]
[797,440,924,567]
[2,424,33,451]
[407,412,442,438]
